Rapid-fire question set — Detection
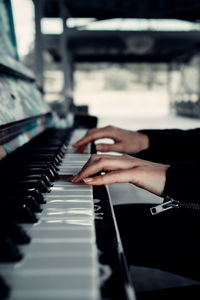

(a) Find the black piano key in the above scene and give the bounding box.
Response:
[7,223,30,244]
[1,187,45,204]
[24,162,59,175]
[18,154,61,166]
[23,174,53,187]
[0,160,56,177]
[23,167,55,181]
[0,173,53,188]
[23,165,57,180]
[1,153,60,170]
[18,195,42,213]
[0,180,50,193]
[15,205,38,223]
[22,195,42,212]
[21,179,50,193]
[3,195,42,213]
[24,147,65,160]
[0,276,10,299]
[2,201,38,224]
[25,188,45,204]
[0,238,23,262]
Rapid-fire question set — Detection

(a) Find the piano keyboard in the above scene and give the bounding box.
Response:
[0,128,135,300]
[0,129,100,300]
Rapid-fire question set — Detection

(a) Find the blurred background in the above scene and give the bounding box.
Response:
[11,0,200,133]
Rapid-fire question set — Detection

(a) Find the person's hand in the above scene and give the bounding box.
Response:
[72,154,169,197]
[72,125,149,154]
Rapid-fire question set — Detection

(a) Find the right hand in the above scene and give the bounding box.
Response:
[72,125,149,154]
[72,153,168,197]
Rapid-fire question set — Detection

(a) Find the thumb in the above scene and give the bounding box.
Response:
[96,143,122,152]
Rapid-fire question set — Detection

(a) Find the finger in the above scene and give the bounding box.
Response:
[58,175,74,182]
[72,127,117,148]
[82,170,134,185]
[96,143,124,152]
[72,128,100,147]
[72,159,109,183]
[71,154,101,182]
[72,155,129,183]
[76,145,87,154]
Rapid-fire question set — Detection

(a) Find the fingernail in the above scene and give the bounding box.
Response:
[83,177,93,183]
[72,175,78,182]
[96,145,103,151]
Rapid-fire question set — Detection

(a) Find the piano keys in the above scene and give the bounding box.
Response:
[0,128,136,300]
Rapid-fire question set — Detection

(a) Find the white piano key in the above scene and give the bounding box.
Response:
[41,207,93,216]
[31,236,94,244]
[7,268,99,299]
[40,215,94,222]
[46,199,93,206]
[9,274,98,292]
[46,182,92,191]
[11,289,98,300]
[9,273,99,300]
[21,241,94,254]
[44,199,93,205]
[50,191,90,195]
[37,219,94,226]
[60,154,90,161]
[29,228,95,240]
[15,256,97,271]
[58,168,83,174]
[49,185,92,192]
[2,266,97,277]
[30,222,94,230]
[48,190,92,196]
[45,201,93,210]
[51,184,91,191]
[45,195,92,200]
[59,163,85,168]
[50,186,91,192]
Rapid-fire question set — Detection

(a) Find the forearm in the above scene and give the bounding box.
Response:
[135,128,200,164]
[163,161,200,202]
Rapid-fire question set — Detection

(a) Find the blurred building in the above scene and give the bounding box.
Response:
[32,0,200,118]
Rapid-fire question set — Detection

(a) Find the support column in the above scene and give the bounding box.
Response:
[167,63,173,113]
[197,55,200,98]
[59,0,73,115]
[34,0,44,87]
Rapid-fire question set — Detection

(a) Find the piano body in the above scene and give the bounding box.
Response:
[0,1,136,299]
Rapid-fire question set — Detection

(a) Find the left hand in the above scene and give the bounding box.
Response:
[72,154,169,197]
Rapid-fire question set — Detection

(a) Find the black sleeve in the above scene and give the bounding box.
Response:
[163,161,200,203]
[135,128,200,164]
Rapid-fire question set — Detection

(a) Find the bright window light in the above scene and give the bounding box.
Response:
[11,0,35,57]
[67,18,96,28]
[71,18,200,32]
[41,18,63,34]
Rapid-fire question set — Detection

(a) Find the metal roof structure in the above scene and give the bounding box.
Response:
[42,0,200,21]
[34,0,200,64]
[44,30,200,63]
[32,0,200,108]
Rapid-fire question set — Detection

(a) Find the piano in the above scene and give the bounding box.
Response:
[0,1,136,299]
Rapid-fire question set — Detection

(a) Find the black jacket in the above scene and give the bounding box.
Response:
[136,128,200,202]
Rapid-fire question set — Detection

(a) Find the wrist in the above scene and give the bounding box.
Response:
[137,132,149,152]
